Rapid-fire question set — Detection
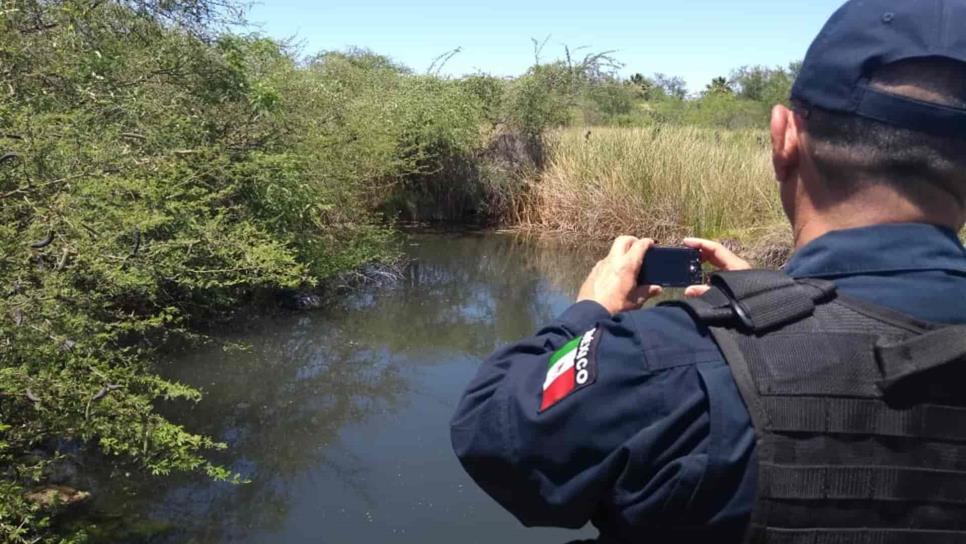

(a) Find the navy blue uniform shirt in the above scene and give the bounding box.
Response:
[450,223,966,543]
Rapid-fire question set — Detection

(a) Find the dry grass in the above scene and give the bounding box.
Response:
[519,125,786,246]
[511,125,965,268]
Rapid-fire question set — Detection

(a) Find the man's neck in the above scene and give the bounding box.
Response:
[792,187,964,249]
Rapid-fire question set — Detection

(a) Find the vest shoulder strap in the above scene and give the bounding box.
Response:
[877,325,966,393]
[661,269,838,430]
[661,269,837,333]
[667,269,966,397]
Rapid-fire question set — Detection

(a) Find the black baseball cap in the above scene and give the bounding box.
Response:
[791,0,966,138]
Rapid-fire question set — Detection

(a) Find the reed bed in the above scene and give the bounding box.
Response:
[519,126,788,254]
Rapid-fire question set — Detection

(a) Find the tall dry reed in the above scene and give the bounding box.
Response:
[522,126,786,245]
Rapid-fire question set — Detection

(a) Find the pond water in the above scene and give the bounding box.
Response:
[90,232,604,543]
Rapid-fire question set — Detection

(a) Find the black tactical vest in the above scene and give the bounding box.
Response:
[665,270,966,544]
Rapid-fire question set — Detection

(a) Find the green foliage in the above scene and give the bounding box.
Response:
[729,63,797,106]
[571,63,801,130]
[582,82,636,123]
[460,74,510,126]
[302,49,496,222]
[507,64,576,138]
[6,11,599,537]
[648,93,771,130]
[0,2,395,542]
[502,48,625,136]
[660,63,796,129]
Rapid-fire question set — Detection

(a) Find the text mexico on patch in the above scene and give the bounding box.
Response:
[540,327,600,412]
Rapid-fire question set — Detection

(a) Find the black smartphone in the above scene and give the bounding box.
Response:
[638,247,703,287]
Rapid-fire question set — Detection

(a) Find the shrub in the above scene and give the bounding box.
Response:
[0,3,394,541]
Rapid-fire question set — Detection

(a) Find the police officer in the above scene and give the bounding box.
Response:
[450,1,966,542]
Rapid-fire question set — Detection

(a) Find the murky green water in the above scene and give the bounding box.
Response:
[90,233,602,543]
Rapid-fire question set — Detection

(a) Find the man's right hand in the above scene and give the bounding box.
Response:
[577,236,663,315]
[682,238,752,298]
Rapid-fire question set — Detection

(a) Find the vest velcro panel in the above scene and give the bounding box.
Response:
[663,270,966,543]
[762,398,966,442]
[759,464,966,503]
[752,527,966,544]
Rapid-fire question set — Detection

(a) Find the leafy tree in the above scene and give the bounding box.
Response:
[507,48,624,136]
[653,73,688,100]
[729,64,795,105]
[583,80,635,123]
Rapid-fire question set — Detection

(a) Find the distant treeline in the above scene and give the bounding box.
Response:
[519,58,801,129]
[611,63,800,128]
[459,47,801,131]
[0,1,795,542]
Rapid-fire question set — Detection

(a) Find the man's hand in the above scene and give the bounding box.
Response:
[578,236,663,315]
[682,238,752,298]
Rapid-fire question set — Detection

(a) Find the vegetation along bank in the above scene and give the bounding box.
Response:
[0,1,893,542]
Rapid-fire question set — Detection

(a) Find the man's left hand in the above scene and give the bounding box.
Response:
[578,236,663,316]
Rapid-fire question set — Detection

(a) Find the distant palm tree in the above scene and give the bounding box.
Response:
[705,76,733,96]
[628,73,660,100]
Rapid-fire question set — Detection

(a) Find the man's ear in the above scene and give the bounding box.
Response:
[771,105,802,183]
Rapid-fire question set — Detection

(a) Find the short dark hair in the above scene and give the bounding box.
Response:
[802,57,966,207]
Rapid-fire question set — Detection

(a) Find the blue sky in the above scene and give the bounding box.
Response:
[247,0,846,92]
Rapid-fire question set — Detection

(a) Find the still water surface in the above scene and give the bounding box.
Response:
[95,233,602,543]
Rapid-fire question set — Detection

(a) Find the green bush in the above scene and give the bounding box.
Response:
[506,64,575,139]
[4,5,589,537]
[649,94,771,130]
[0,3,395,542]
[460,74,509,127]
[579,82,636,125]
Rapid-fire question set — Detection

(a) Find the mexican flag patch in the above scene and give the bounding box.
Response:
[540,327,600,412]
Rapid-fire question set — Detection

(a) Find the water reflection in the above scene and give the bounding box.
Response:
[90,233,599,543]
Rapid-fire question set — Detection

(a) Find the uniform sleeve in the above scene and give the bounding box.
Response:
[451,302,758,534]
[449,301,671,528]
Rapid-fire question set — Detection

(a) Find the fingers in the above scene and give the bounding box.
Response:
[627,286,650,306]
[624,238,653,274]
[683,237,751,271]
[608,235,638,260]
[627,284,664,309]
[685,285,712,298]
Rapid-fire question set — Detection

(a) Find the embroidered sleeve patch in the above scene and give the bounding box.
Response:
[540,327,600,412]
